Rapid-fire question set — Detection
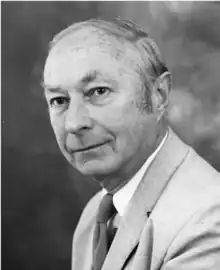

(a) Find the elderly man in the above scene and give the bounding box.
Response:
[43,18,220,270]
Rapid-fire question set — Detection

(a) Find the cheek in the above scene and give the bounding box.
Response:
[95,100,142,143]
[100,93,140,125]
[100,100,156,144]
[50,114,66,146]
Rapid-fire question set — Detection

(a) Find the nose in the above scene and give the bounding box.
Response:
[65,98,93,135]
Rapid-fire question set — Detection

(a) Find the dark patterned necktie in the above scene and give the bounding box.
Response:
[92,193,117,270]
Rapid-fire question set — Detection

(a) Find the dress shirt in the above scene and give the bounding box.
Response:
[104,131,168,217]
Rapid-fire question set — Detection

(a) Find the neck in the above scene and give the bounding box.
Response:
[94,124,168,194]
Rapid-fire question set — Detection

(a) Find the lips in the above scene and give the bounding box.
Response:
[73,141,109,153]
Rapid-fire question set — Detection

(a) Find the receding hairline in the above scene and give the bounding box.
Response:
[48,19,144,67]
[47,20,149,83]
[49,18,168,78]
[49,18,149,50]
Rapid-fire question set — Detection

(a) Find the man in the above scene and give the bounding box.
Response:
[43,18,220,270]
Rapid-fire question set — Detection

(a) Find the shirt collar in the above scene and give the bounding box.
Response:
[112,131,168,216]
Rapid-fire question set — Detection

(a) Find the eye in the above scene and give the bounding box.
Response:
[86,87,111,98]
[50,97,69,107]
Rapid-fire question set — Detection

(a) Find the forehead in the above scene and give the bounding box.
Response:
[44,31,141,88]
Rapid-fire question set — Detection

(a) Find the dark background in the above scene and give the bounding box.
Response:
[2,2,220,270]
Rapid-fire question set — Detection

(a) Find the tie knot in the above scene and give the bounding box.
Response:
[97,193,116,223]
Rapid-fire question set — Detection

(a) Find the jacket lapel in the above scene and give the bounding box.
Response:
[102,129,189,270]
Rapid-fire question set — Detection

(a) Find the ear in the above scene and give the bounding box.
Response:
[153,71,172,121]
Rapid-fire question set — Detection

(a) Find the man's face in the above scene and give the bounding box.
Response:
[44,35,160,180]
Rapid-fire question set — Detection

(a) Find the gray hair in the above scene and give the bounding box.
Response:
[49,18,169,112]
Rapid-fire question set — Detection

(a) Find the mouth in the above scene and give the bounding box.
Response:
[74,141,109,153]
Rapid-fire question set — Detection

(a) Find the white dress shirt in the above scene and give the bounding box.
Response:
[104,131,168,217]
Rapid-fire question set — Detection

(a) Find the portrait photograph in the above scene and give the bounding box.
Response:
[2,1,220,270]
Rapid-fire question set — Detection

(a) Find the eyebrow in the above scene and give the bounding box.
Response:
[42,82,66,94]
[78,69,116,88]
[42,69,114,93]
[80,70,100,85]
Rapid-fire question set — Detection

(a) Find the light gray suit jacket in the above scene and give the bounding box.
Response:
[71,129,220,270]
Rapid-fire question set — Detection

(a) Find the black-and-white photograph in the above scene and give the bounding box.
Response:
[2,1,220,270]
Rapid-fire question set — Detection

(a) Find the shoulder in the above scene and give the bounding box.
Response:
[71,191,103,269]
[161,162,220,268]
[152,145,220,234]
[150,145,220,268]
[74,190,102,236]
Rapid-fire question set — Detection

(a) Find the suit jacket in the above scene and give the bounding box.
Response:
[71,129,220,270]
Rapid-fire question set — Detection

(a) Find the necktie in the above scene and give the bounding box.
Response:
[93,193,117,270]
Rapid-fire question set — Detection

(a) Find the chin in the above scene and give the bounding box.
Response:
[75,159,117,177]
